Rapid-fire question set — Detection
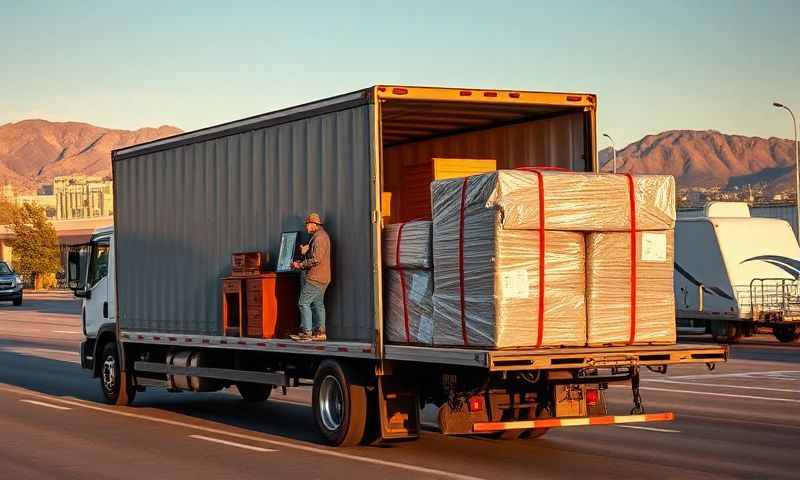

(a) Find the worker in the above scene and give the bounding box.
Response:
[290,212,331,341]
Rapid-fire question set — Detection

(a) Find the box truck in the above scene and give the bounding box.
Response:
[675,201,800,343]
[69,86,726,446]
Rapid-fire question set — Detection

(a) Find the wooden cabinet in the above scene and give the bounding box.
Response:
[221,278,245,336]
[245,273,299,338]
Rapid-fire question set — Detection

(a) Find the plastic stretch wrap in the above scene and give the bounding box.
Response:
[431,177,586,348]
[382,221,433,269]
[385,269,434,344]
[586,230,676,346]
[481,170,676,231]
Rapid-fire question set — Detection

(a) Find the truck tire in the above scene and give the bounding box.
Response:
[710,321,741,343]
[312,360,367,447]
[100,342,136,406]
[773,325,800,343]
[236,383,272,402]
[12,295,22,306]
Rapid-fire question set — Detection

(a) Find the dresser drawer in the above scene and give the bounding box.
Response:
[246,279,263,293]
[247,290,262,306]
[223,279,242,293]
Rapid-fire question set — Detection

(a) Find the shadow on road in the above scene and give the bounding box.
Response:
[0,346,332,445]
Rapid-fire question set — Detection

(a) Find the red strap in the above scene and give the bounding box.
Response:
[458,178,469,346]
[624,174,638,344]
[531,170,546,347]
[395,222,411,343]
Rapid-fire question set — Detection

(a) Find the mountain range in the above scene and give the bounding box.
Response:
[0,119,181,193]
[600,130,798,193]
[0,120,796,195]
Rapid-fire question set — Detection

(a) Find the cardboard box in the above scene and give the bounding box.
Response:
[464,170,675,232]
[385,269,434,344]
[399,158,497,222]
[431,197,586,348]
[586,230,676,345]
[382,221,433,269]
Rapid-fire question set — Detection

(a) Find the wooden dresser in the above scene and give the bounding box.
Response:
[245,273,299,338]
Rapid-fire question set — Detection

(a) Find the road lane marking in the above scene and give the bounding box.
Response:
[616,425,680,433]
[52,330,81,334]
[668,370,800,380]
[189,435,277,452]
[19,399,71,410]
[637,386,800,403]
[645,379,800,393]
[0,384,486,480]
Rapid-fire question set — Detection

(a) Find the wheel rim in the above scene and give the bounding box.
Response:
[318,374,344,431]
[102,354,117,393]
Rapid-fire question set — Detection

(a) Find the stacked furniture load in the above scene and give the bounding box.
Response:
[382,221,435,344]
[430,169,676,349]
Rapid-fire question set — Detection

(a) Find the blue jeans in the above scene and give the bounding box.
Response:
[298,281,327,333]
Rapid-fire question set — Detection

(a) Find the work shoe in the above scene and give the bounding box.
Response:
[290,330,312,342]
[312,331,327,342]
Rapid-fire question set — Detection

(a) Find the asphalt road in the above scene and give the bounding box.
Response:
[0,295,799,479]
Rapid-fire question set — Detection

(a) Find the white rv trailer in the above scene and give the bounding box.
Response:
[675,202,800,343]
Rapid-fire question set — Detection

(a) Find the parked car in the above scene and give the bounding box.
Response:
[0,261,23,306]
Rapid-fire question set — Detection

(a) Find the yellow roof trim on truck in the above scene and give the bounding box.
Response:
[375,85,597,109]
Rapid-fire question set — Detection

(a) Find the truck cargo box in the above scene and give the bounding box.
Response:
[112,86,598,342]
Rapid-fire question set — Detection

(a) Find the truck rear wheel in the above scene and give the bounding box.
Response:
[236,383,272,402]
[100,342,136,406]
[773,325,800,343]
[312,360,367,447]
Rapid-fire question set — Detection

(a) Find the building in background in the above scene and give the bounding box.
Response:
[54,175,114,220]
[14,194,57,217]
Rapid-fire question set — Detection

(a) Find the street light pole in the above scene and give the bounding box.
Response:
[602,133,617,174]
[773,102,800,241]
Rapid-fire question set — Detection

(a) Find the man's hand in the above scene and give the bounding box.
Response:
[299,244,310,255]
[291,261,302,270]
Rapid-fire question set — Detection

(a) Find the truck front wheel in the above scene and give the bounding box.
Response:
[312,360,367,446]
[100,342,136,406]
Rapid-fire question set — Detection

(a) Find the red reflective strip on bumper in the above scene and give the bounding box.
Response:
[472,412,674,432]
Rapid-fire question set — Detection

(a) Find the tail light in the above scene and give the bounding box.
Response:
[468,395,484,412]
[586,388,599,406]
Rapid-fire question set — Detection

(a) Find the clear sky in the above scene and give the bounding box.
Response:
[2,0,798,147]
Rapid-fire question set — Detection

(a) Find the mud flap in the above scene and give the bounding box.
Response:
[377,375,420,440]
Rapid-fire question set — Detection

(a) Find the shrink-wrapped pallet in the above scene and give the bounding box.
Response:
[382,221,433,269]
[586,230,676,345]
[385,269,434,344]
[478,170,676,231]
[431,177,586,347]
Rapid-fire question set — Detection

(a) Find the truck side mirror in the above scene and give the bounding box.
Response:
[68,247,90,298]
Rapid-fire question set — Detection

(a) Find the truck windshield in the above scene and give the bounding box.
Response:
[0,262,12,275]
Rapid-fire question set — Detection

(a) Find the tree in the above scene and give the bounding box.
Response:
[9,203,61,289]
[0,197,17,225]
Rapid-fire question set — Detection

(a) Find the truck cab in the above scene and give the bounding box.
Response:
[68,226,117,376]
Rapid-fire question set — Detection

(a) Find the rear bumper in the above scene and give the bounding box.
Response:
[473,412,675,432]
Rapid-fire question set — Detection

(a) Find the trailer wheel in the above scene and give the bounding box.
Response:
[100,342,136,406]
[312,360,368,446]
[236,383,272,402]
[710,321,741,343]
[773,325,800,343]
